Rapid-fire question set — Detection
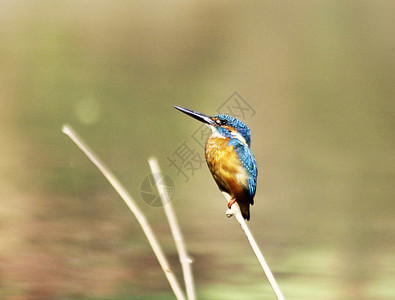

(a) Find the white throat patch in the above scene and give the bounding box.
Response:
[207,125,224,139]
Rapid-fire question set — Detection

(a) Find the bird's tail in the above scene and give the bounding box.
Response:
[238,201,250,221]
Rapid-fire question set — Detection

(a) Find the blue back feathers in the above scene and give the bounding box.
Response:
[229,138,257,200]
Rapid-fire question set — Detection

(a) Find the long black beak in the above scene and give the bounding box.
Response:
[174,106,215,125]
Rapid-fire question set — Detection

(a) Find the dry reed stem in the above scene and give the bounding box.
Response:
[222,192,285,300]
[148,158,196,300]
[62,125,186,300]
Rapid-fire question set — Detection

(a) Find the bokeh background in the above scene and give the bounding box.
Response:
[1,1,394,299]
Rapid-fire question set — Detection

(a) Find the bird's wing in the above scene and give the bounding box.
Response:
[229,139,258,202]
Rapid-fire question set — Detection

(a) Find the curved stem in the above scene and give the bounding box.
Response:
[62,125,186,300]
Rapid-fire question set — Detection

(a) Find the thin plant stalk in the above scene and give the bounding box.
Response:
[62,125,186,300]
[223,192,285,300]
[148,158,196,300]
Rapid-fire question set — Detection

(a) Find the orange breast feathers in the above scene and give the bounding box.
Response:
[205,137,249,196]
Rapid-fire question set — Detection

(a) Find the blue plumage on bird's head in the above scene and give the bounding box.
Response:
[211,115,251,147]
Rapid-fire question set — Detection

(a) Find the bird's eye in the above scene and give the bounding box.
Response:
[216,119,227,126]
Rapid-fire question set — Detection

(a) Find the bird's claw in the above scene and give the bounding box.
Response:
[227,197,236,209]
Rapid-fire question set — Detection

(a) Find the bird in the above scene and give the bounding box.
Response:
[174,105,258,220]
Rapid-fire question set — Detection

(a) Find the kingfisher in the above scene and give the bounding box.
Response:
[174,106,258,220]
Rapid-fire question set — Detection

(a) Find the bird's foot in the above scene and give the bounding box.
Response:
[227,197,236,209]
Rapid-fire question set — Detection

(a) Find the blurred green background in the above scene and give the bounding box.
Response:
[1,1,394,299]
